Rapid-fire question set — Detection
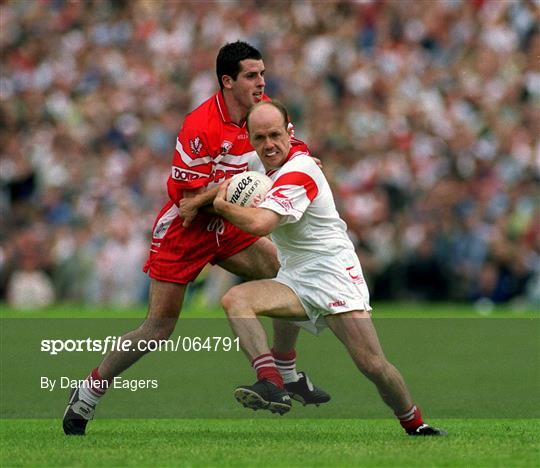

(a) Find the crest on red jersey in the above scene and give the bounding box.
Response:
[220,140,233,155]
[189,137,203,155]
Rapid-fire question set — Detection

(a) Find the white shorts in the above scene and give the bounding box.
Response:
[272,249,371,335]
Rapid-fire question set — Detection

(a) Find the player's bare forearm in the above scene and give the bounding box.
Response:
[214,200,278,236]
[196,186,220,215]
[195,186,220,207]
[182,186,219,208]
[179,186,220,227]
[213,182,281,236]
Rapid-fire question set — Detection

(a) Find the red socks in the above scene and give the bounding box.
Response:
[397,405,424,432]
[272,348,299,384]
[271,349,296,363]
[252,353,284,388]
[88,367,109,396]
[78,367,109,406]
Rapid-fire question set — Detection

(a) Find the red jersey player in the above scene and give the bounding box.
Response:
[63,41,329,436]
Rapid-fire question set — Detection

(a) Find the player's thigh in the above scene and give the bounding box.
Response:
[325,310,386,360]
[223,279,307,319]
[217,237,279,280]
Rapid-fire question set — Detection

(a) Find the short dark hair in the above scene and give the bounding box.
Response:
[246,100,289,133]
[216,41,263,90]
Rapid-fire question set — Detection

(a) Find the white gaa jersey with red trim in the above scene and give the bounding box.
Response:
[259,153,355,267]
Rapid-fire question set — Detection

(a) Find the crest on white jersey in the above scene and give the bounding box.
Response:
[189,137,203,155]
[266,187,294,211]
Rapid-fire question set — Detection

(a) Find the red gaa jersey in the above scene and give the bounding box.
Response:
[167,91,267,203]
[144,91,311,284]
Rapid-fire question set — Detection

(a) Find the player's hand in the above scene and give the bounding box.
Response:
[179,198,199,228]
[311,156,323,169]
[213,179,231,213]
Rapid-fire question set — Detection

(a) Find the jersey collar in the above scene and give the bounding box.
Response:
[215,91,271,127]
[216,90,247,128]
[215,90,235,124]
[283,141,303,164]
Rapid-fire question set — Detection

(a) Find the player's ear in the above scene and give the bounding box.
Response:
[287,122,294,137]
[222,75,234,90]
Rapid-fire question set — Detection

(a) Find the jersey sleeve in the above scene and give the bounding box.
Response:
[167,124,214,202]
[259,159,319,225]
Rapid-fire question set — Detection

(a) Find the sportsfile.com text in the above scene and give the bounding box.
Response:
[40,336,240,355]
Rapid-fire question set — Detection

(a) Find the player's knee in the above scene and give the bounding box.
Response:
[252,240,280,279]
[265,257,280,278]
[221,287,241,314]
[221,286,253,317]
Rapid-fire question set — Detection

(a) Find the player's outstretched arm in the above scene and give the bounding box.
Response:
[213,181,281,236]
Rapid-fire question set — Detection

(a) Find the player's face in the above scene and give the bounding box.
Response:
[248,105,292,171]
[228,59,265,113]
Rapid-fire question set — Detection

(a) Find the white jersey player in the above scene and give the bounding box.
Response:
[260,151,371,327]
[213,100,446,436]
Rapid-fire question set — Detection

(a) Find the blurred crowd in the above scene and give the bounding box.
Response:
[1,0,539,310]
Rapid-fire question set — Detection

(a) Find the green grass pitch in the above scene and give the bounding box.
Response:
[1,419,538,466]
[1,302,538,466]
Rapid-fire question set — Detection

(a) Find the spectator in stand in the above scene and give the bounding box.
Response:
[1,0,538,309]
